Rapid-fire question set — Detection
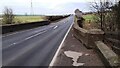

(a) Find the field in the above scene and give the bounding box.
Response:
[83,14,96,22]
[83,14,99,29]
[0,15,47,25]
[14,15,47,24]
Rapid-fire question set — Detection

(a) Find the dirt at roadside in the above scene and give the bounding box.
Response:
[52,27,104,67]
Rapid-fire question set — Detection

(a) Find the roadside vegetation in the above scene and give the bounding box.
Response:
[1,7,69,25]
[1,7,47,25]
[2,7,14,25]
[89,0,120,32]
[14,15,47,24]
[82,0,120,55]
[83,14,100,29]
[83,14,95,22]
[83,0,120,32]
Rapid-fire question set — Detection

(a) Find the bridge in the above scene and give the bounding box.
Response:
[1,15,120,67]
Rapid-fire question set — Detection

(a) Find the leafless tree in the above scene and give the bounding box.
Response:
[2,7,14,24]
[89,0,113,31]
[112,1,120,31]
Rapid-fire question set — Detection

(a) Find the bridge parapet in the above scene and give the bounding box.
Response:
[73,15,120,67]
[73,22,104,49]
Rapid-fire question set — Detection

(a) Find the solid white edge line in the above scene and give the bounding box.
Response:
[49,21,74,66]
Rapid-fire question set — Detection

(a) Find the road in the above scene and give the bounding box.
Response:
[2,16,73,66]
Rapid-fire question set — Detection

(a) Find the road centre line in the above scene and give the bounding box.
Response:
[53,26,58,29]
[2,17,70,38]
[2,28,37,38]
[3,30,47,49]
[2,25,52,38]
[49,21,74,66]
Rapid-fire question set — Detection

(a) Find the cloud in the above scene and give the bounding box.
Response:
[1,0,110,15]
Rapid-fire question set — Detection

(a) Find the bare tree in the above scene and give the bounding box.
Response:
[2,7,14,24]
[112,1,120,31]
[90,0,113,31]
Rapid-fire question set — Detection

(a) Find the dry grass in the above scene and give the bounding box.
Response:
[14,16,47,24]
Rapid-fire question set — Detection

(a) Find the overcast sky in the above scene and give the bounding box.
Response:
[0,0,117,15]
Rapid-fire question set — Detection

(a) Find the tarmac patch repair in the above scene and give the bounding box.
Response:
[64,51,85,66]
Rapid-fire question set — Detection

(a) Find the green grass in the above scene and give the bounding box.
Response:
[83,14,96,23]
[14,15,47,24]
[83,14,100,29]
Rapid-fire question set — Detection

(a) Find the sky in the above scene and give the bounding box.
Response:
[0,0,117,15]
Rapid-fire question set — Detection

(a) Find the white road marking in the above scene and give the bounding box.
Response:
[64,51,85,66]
[2,25,50,38]
[53,26,58,29]
[49,21,74,66]
[2,28,37,38]
[2,24,58,38]
[25,30,46,40]
[13,43,16,45]
[4,30,47,49]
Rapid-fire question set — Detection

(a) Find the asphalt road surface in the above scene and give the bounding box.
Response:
[2,16,74,66]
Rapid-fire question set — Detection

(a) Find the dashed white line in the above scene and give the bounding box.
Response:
[53,26,58,29]
[4,30,47,49]
[2,28,37,38]
[2,25,50,38]
[25,30,46,40]
[49,21,73,66]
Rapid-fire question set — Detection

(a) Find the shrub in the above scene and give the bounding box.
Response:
[2,7,14,24]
